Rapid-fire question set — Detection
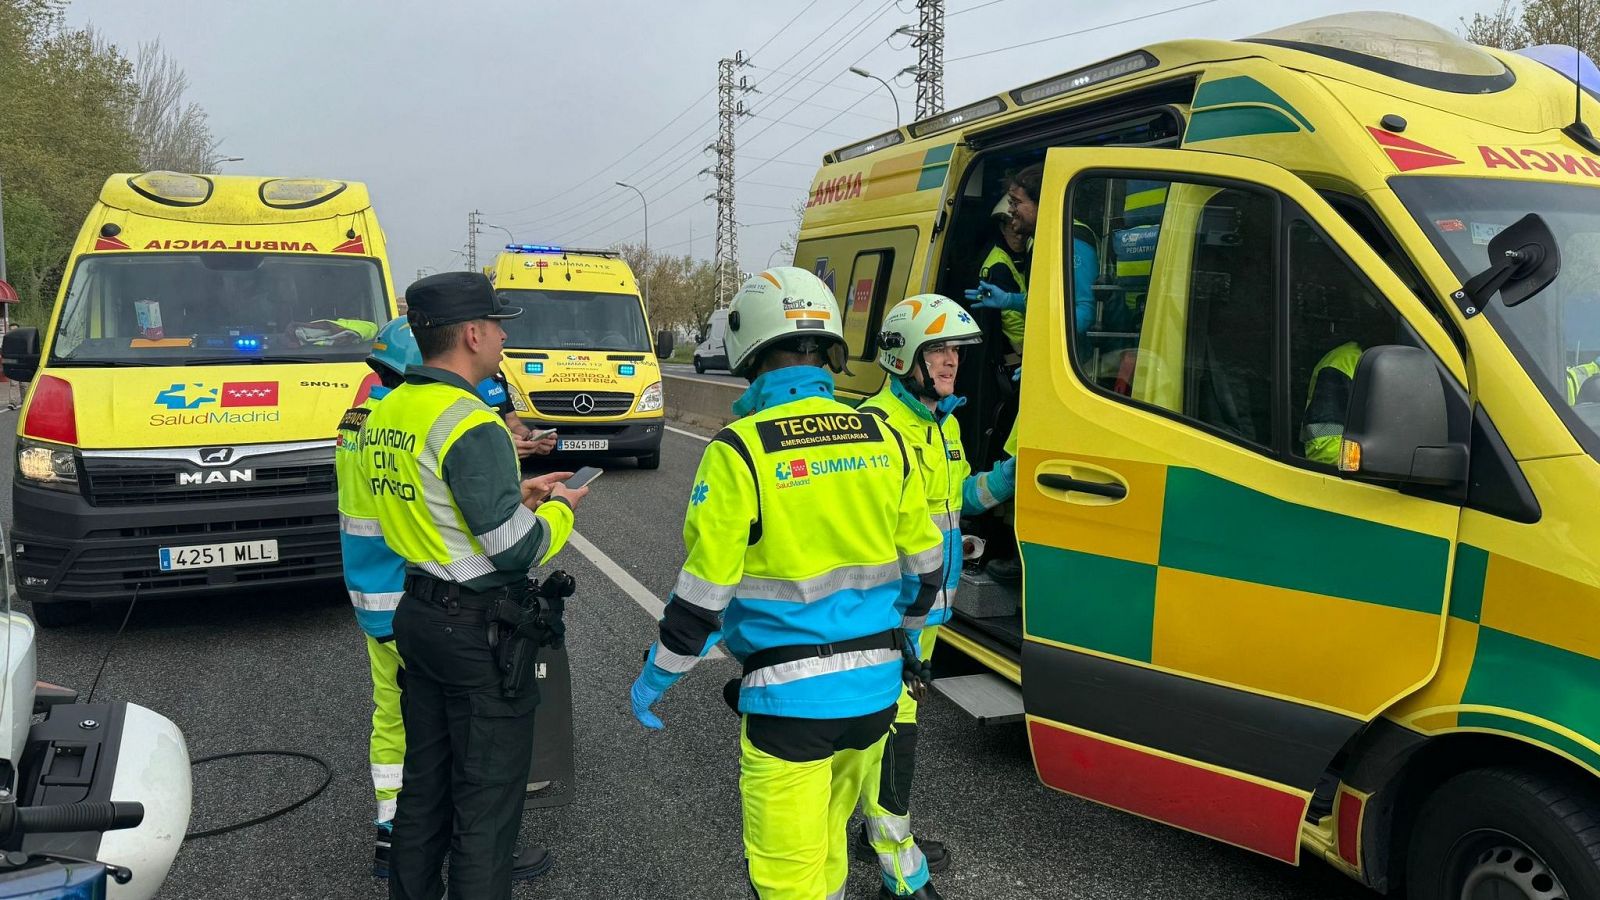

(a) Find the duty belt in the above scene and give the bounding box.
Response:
[403,573,528,611]
[741,628,901,677]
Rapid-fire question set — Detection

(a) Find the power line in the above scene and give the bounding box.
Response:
[948,0,1008,16]
[948,0,1220,63]
[482,0,826,223]
[744,64,878,95]
[746,114,861,140]
[741,86,877,183]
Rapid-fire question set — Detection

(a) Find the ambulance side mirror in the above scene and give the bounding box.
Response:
[1,328,39,384]
[655,330,674,359]
[1339,345,1467,488]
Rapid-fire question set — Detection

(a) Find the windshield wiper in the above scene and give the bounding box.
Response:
[47,359,160,367]
[182,355,329,366]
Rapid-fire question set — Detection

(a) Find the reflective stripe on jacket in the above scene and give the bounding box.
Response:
[649,367,944,719]
[860,380,969,628]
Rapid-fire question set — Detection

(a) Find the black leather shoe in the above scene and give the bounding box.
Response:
[511,844,553,880]
[879,882,944,899]
[855,823,951,872]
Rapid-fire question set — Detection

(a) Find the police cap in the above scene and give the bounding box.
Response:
[404,271,522,328]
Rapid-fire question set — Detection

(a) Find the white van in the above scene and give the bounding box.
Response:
[692,308,729,374]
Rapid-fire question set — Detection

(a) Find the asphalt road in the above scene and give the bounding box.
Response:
[0,408,1372,899]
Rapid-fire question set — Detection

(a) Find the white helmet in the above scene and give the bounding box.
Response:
[724,266,847,376]
[876,293,982,379]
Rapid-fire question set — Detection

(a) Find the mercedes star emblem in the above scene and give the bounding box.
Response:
[572,393,596,414]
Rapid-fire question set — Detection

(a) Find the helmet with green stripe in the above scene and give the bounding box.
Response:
[876,293,982,396]
[725,266,847,377]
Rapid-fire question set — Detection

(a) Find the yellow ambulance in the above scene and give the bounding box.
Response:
[797,13,1600,896]
[3,172,396,627]
[485,245,664,469]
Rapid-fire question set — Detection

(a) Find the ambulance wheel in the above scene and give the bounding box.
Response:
[694,357,705,374]
[1406,766,1600,900]
[637,451,661,470]
[31,600,91,628]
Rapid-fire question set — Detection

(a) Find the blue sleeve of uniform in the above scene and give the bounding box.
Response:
[1073,237,1097,336]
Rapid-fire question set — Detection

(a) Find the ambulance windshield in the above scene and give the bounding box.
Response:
[1395,175,1600,450]
[495,289,650,352]
[48,253,388,365]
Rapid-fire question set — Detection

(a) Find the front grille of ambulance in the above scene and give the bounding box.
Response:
[528,390,634,417]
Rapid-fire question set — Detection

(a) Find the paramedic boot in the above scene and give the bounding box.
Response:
[510,845,553,880]
[985,556,1021,584]
[879,882,945,899]
[373,823,393,877]
[855,823,951,872]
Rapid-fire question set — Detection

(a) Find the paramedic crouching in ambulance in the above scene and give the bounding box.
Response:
[852,294,1016,889]
[364,272,589,900]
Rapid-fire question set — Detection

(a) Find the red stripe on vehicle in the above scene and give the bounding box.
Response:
[1029,719,1305,863]
[1337,790,1363,868]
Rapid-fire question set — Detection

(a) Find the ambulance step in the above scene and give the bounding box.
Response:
[933,673,1024,725]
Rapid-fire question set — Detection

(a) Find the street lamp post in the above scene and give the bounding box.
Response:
[615,181,650,309]
[848,67,900,128]
[483,223,515,245]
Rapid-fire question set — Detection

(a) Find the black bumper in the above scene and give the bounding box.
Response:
[11,481,342,606]
[513,417,664,458]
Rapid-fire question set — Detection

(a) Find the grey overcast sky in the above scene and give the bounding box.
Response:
[66,0,1488,287]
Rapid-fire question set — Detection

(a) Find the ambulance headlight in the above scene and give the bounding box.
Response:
[16,439,78,490]
[635,382,663,413]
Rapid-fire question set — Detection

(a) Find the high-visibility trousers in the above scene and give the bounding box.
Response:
[862,626,940,895]
[366,634,406,824]
[741,705,895,899]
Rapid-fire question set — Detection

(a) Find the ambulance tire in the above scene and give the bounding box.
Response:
[1406,765,1600,900]
[31,600,91,628]
[637,451,661,470]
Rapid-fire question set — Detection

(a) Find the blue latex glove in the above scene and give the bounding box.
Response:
[1012,365,1022,384]
[630,646,679,730]
[963,280,1027,312]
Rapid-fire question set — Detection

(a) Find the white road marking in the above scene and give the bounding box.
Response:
[665,425,710,443]
[565,529,724,660]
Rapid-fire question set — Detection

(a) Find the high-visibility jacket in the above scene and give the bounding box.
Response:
[337,378,514,637]
[363,366,572,591]
[1568,360,1600,404]
[338,388,404,638]
[644,365,944,719]
[860,379,970,629]
[979,244,1029,353]
[1303,341,1362,465]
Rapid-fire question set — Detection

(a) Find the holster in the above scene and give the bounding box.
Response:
[489,584,547,700]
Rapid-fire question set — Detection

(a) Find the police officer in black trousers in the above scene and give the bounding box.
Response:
[363,272,590,900]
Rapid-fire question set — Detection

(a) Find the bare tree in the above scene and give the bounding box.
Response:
[1463,0,1529,48]
[129,40,222,173]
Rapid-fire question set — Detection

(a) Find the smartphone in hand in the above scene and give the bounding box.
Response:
[527,427,558,441]
[563,466,603,490]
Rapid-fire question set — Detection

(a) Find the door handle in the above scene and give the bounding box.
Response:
[1037,472,1127,499]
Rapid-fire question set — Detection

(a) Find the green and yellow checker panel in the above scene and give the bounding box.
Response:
[1020,462,1449,718]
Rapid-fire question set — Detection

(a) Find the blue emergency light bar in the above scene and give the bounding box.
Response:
[504,243,621,259]
[235,336,262,351]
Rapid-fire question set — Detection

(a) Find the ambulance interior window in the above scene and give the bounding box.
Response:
[844,250,894,360]
[1180,188,1277,445]
[1319,191,1463,358]
[1286,216,1410,467]
[1065,175,1277,450]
